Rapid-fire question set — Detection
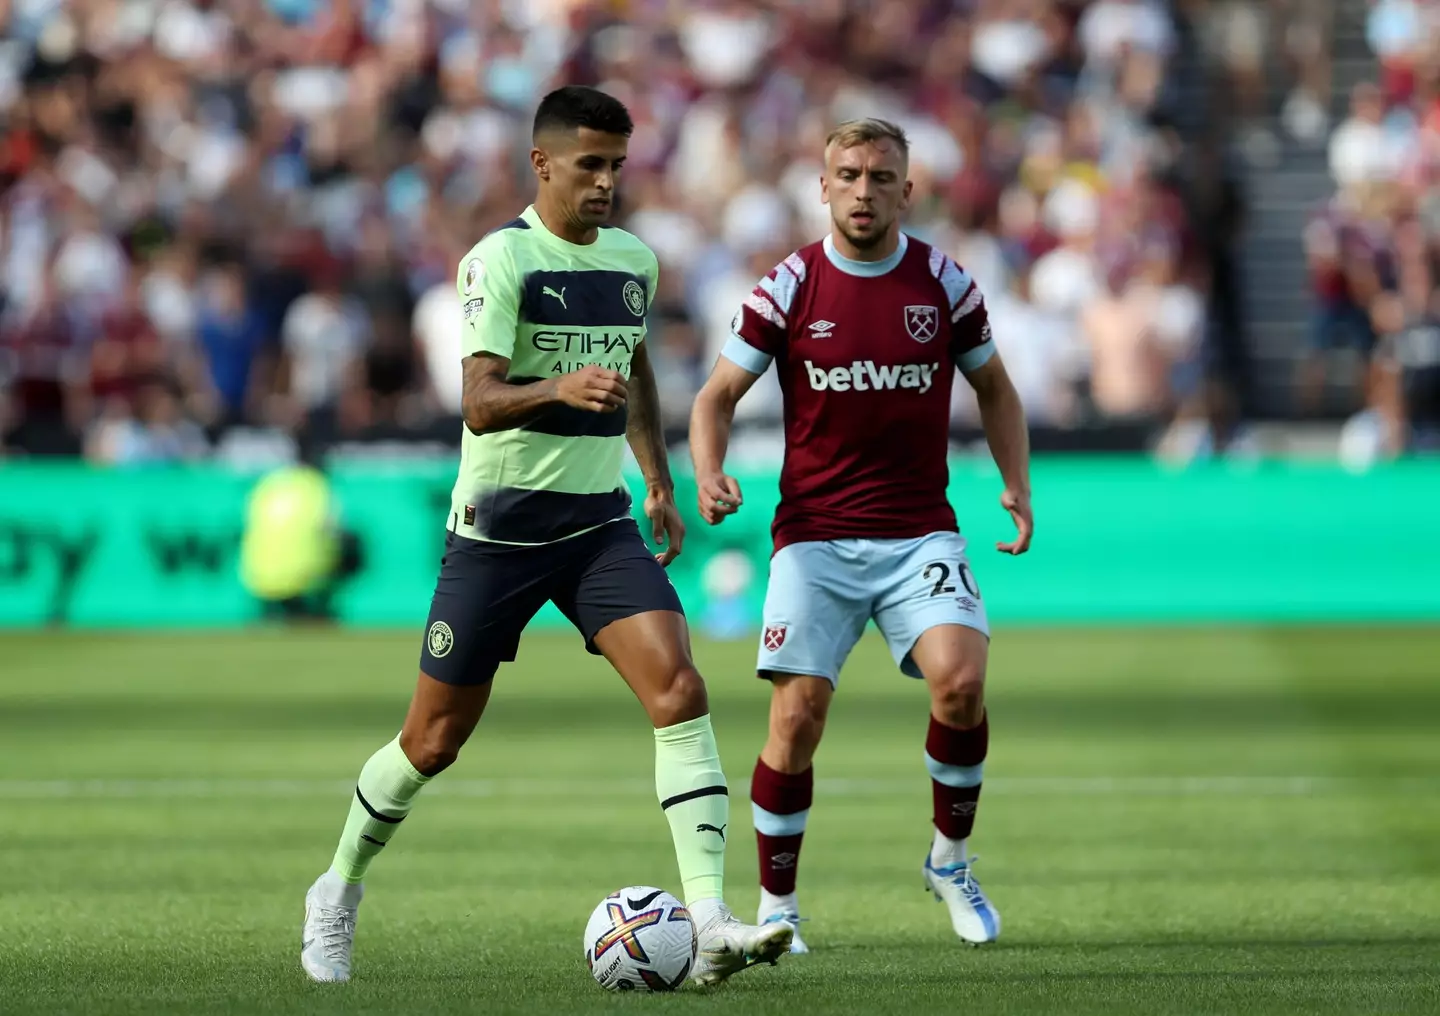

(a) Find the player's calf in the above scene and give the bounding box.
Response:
[752,759,813,954]
[398,671,495,775]
[303,675,491,982]
[752,674,829,953]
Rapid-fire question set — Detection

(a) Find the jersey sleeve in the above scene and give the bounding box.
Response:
[457,234,520,359]
[641,249,660,344]
[720,252,805,375]
[929,248,996,373]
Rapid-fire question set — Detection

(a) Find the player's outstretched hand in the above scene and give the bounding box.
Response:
[696,472,743,526]
[996,488,1033,555]
[555,365,627,413]
[645,492,686,567]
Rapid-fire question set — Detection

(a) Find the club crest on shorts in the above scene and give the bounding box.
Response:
[427,620,454,658]
[762,624,787,652]
[905,304,939,343]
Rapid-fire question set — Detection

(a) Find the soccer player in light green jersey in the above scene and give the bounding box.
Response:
[301,86,791,988]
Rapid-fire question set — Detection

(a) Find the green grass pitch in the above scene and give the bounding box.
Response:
[1,627,1437,1015]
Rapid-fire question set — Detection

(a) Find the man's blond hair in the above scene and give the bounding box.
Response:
[825,118,910,159]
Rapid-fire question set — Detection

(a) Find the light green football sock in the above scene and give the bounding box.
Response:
[330,735,431,884]
[655,714,729,905]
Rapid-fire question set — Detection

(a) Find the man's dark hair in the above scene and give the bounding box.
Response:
[532,86,633,140]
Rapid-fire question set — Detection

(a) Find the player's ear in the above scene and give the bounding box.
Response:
[530,146,549,182]
[819,173,830,205]
[900,178,913,211]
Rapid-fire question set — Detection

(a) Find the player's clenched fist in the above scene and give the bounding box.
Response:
[555,365,627,412]
[696,471,744,525]
[996,488,1033,555]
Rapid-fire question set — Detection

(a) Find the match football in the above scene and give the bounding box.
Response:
[583,886,696,991]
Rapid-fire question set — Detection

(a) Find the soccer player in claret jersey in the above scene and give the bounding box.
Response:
[300,86,791,986]
[690,119,1034,950]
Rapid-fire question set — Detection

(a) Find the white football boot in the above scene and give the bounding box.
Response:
[691,901,794,985]
[301,872,362,982]
[923,854,1001,945]
[756,905,810,954]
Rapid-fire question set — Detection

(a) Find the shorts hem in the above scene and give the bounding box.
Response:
[756,664,839,688]
[892,615,991,679]
[419,659,502,686]
[584,605,685,654]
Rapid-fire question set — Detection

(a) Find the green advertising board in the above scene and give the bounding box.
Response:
[1,458,1438,628]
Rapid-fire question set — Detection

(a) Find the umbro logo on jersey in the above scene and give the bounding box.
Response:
[542,285,567,309]
[807,320,836,339]
[805,360,939,394]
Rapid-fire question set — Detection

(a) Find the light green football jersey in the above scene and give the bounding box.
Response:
[450,205,658,545]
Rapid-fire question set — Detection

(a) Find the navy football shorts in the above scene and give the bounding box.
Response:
[419,519,683,685]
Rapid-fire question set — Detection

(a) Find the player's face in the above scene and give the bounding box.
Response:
[821,141,912,250]
[533,127,629,229]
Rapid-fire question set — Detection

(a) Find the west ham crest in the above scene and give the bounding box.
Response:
[762,624,787,652]
[905,304,939,343]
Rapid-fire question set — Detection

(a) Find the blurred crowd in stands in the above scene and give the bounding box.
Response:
[1300,0,1440,458]
[0,0,1290,465]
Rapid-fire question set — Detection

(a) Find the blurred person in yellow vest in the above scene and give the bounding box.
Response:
[240,463,361,621]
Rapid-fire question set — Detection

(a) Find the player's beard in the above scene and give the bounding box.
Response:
[836,212,892,251]
[578,195,614,227]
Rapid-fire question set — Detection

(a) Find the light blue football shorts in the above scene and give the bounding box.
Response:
[756,532,990,686]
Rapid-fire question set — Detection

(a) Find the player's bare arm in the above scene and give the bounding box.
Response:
[461,353,627,435]
[964,352,1033,555]
[689,356,761,525]
[626,340,684,567]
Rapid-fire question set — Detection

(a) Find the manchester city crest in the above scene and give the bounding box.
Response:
[427,620,454,658]
[623,280,646,317]
[905,305,939,343]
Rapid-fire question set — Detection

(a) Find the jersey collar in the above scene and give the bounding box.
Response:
[521,204,601,249]
[822,231,908,277]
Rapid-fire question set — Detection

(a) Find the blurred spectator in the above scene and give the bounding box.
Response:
[278,258,367,426]
[0,0,1213,461]
[195,263,270,427]
[1082,237,1204,419]
[1301,9,1440,455]
[1368,221,1440,455]
[85,374,210,465]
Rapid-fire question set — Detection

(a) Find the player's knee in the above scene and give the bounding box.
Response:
[399,727,463,777]
[769,683,829,758]
[930,662,986,728]
[648,665,709,728]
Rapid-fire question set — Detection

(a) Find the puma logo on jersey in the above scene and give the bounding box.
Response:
[805,360,939,394]
[543,286,567,309]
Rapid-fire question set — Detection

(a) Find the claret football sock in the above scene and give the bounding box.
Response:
[750,759,812,898]
[330,735,432,884]
[924,713,987,862]
[654,714,729,906]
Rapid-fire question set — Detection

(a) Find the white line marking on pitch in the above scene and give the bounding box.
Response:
[0,776,1431,800]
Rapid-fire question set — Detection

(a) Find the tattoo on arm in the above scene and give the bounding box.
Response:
[461,354,558,435]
